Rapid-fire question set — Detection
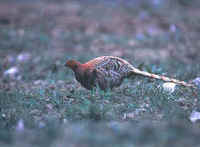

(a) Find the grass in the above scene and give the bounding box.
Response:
[0,0,200,146]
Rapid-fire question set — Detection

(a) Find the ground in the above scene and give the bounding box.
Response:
[0,0,200,147]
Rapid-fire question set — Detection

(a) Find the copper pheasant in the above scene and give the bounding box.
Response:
[65,56,195,90]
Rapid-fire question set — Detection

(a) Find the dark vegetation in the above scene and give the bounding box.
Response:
[0,0,200,146]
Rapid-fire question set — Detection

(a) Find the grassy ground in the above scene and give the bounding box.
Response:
[0,0,200,146]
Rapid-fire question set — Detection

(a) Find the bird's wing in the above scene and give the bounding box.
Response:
[95,56,133,76]
[84,56,134,89]
[84,56,134,78]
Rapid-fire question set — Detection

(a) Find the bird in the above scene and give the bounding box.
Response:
[65,56,196,91]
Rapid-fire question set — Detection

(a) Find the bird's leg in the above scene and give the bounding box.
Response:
[90,86,98,97]
[98,88,112,100]
[89,84,104,97]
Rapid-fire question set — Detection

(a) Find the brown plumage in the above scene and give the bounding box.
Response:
[65,56,196,90]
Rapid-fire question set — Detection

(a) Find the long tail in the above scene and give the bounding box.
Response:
[131,67,196,88]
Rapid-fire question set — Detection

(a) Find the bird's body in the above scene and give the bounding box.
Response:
[65,56,195,90]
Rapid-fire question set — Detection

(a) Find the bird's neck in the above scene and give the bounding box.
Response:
[73,63,85,73]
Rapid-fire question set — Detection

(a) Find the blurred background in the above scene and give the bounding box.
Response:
[0,0,200,147]
[1,0,200,63]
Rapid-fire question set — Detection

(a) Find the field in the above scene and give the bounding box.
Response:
[0,0,200,146]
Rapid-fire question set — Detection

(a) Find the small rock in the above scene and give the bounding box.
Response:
[38,121,46,128]
[104,100,110,104]
[30,109,41,115]
[18,29,25,36]
[176,98,186,107]
[16,75,22,80]
[170,24,176,33]
[123,112,135,120]
[135,108,146,115]
[17,52,31,62]
[192,77,200,88]
[63,118,68,124]
[16,119,24,132]
[34,80,43,85]
[57,80,64,84]
[152,0,161,5]
[162,82,176,93]
[4,66,19,76]
[2,113,6,118]
[46,104,53,110]
[190,111,200,123]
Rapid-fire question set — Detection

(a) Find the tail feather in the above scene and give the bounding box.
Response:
[131,68,196,88]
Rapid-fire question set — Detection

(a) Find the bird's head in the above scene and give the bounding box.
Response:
[65,59,81,71]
